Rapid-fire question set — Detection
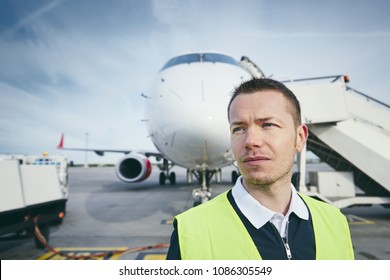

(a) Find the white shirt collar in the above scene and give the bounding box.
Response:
[231,176,309,229]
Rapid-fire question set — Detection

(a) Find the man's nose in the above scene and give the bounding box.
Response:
[244,127,264,149]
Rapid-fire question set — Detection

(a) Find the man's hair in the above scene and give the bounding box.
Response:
[227,78,302,127]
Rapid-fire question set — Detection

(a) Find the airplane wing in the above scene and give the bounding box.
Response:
[57,133,170,184]
[57,133,162,159]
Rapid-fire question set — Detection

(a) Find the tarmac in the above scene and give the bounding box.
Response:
[0,165,389,260]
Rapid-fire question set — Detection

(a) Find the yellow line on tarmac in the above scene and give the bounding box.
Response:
[346,214,375,225]
[136,252,167,260]
[161,219,173,225]
[38,247,128,260]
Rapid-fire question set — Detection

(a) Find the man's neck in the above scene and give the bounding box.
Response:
[242,179,292,215]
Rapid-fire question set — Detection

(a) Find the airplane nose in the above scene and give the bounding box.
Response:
[145,61,250,168]
[191,105,230,143]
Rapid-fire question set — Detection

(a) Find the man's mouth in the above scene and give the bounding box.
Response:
[243,156,270,163]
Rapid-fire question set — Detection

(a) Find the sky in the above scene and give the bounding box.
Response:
[0,0,389,164]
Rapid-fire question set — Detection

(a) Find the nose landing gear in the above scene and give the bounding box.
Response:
[158,158,176,185]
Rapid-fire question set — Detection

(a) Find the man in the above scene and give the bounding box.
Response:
[166,78,354,260]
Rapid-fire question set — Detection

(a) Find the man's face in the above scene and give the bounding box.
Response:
[229,90,308,189]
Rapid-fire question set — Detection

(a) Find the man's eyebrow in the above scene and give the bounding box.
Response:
[230,117,282,126]
[255,117,284,123]
[229,121,246,127]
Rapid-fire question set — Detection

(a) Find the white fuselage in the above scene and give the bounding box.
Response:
[145,53,252,170]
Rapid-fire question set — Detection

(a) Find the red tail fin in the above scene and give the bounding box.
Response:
[57,133,64,149]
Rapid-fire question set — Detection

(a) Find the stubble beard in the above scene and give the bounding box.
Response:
[241,161,294,193]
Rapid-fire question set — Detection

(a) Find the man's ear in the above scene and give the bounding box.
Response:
[296,124,309,152]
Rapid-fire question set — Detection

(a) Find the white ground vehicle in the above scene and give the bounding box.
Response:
[0,154,68,248]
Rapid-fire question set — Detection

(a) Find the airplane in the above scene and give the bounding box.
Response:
[58,52,265,205]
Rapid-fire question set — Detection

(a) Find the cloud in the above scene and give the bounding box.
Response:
[0,7,157,162]
[2,0,65,38]
[0,0,389,164]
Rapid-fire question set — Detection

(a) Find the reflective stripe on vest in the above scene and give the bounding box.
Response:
[176,191,354,260]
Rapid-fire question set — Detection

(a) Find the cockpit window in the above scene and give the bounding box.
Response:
[160,53,240,71]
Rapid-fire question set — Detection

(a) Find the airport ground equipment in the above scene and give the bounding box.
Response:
[286,75,390,208]
[0,154,68,248]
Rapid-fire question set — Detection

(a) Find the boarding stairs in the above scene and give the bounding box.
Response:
[284,76,390,206]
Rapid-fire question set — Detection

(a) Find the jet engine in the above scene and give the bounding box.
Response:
[115,153,152,183]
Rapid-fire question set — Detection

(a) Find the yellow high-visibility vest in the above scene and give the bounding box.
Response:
[176,191,354,260]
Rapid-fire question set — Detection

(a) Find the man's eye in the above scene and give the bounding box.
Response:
[232,127,245,134]
[262,123,275,128]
